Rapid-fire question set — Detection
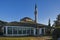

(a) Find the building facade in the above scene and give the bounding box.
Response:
[2,17,48,36]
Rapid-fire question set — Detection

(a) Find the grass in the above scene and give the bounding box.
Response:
[0,36,52,40]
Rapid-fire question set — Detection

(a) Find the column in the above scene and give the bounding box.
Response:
[25,28,27,35]
[41,28,42,35]
[12,27,13,36]
[26,28,28,35]
[34,28,36,36]
[22,28,23,35]
[17,27,18,35]
[3,27,5,34]
[39,28,42,35]
[6,26,7,35]
[30,28,31,35]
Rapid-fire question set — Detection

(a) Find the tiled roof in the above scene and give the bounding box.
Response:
[5,22,48,28]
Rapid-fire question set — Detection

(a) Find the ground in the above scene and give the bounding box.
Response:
[0,36,52,40]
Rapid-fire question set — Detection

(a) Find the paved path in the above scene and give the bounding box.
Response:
[0,36,52,40]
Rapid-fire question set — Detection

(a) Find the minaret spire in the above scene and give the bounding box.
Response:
[34,3,38,23]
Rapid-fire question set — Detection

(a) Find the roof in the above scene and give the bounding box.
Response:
[0,17,48,28]
[5,22,48,28]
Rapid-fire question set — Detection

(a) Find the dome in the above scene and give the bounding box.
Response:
[20,17,34,22]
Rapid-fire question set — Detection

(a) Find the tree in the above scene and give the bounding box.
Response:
[0,20,7,35]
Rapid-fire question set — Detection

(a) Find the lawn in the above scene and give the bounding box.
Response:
[0,36,52,40]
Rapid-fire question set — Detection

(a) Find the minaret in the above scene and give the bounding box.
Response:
[34,4,38,23]
[34,3,38,36]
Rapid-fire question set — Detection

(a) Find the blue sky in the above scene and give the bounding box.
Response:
[0,0,60,25]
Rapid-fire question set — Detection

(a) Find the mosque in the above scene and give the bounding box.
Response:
[0,4,52,36]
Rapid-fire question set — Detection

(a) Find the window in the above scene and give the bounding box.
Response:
[31,29,34,35]
[42,28,44,35]
[27,29,30,34]
[23,30,26,34]
[7,27,12,34]
[18,28,22,34]
[13,27,17,34]
[4,27,6,34]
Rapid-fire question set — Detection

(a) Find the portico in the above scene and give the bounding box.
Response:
[3,26,36,36]
[3,26,46,36]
